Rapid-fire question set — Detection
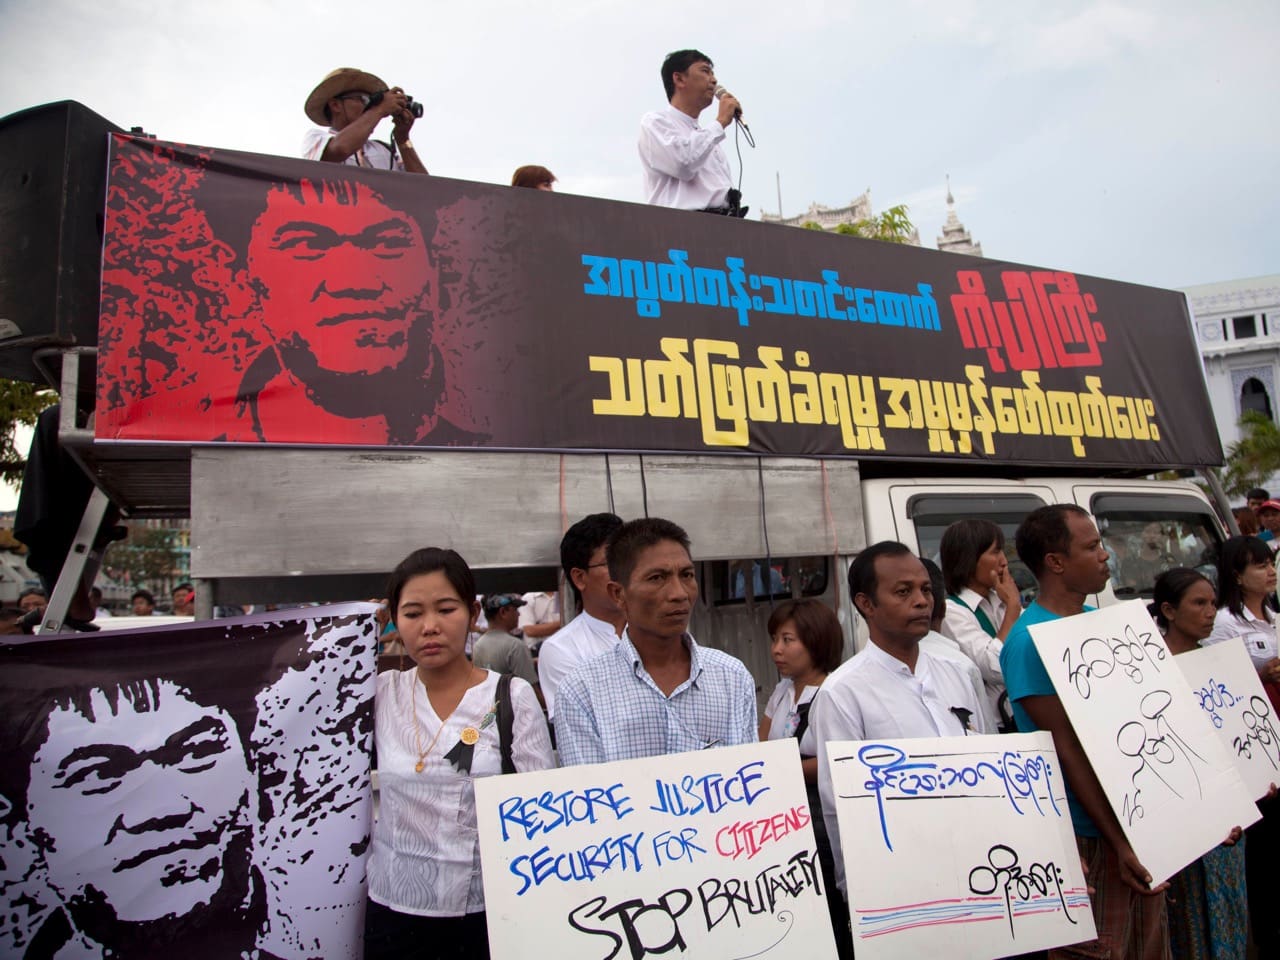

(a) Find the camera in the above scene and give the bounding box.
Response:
[367,89,424,118]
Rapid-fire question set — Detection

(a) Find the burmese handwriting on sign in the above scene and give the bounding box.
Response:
[1174,642,1280,801]
[854,742,1061,851]
[856,842,1088,943]
[581,249,940,330]
[826,732,1093,960]
[589,338,1160,457]
[474,739,838,960]
[1029,600,1261,885]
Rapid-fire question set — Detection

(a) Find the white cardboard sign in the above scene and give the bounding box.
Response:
[826,732,1095,959]
[1175,641,1280,800]
[475,738,839,959]
[1029,600,1259,883]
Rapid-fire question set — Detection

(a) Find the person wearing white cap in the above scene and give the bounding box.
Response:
[302,67,428,174]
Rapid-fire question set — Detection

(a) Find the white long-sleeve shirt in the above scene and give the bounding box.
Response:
[637,105,732,210]
[940,587,1009,720]
[812,642,989,896]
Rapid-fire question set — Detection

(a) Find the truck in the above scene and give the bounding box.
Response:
[0,101,1232,706]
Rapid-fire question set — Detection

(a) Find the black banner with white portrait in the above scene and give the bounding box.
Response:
[0,605,377,959]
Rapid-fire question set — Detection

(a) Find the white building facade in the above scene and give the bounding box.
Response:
[1183,274,1280,496]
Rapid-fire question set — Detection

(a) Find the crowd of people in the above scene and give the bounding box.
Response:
[350,496,1279,960]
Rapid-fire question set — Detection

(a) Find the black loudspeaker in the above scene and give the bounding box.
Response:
[0,101,124,383]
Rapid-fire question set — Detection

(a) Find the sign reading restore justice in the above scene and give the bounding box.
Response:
[474,739,839,959]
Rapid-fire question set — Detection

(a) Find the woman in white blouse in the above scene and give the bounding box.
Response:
[1203,535,1280,955]
[1204,535,1280,681]
[938,518,1022,729]
[365,548,554,959]
[759,599,852,959]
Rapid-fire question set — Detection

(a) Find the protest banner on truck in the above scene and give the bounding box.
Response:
[95,135,1221,472]
[825,731,1094,959]
[0,604,377,959]
[1176,640,1280,800]
[1030,600,1259,883]
[474,738,838,959]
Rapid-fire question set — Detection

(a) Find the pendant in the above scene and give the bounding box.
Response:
[414,760,425,773]
[460,726,480,745]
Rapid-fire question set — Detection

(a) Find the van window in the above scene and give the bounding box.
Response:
[1091,494,1223,600]
[709,557,829,605]
[906,494,1047,606]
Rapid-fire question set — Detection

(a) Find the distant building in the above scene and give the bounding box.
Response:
[762,179,983,255]
[935,178,983,256]
[1183,273,1280,498]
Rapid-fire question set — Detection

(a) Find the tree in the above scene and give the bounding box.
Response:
[0,378,57,488]
[834,204,916,244]
[1222,409,1280,498]
[101,524,186,596]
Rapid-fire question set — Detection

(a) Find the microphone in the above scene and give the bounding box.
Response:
[714,84,745,124]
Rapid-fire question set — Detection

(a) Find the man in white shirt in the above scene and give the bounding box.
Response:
[302,67,428,174]
[517,590,561,652]
[536,513,625,727]
[638,49,745,215]
[811,541,989,896]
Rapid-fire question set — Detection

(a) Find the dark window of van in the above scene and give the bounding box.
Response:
[906,493,1048,606]
[709,556,829,605]
[1090,494,1224,600]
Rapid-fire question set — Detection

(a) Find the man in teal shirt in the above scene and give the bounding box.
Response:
[1000,504,1169,960]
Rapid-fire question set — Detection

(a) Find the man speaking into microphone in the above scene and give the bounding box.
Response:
[638,49,747,216]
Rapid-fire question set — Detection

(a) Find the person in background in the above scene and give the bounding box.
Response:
[516,590,560,654]
[1246,488,1270,513]
[1149,568,1249,960]
[90,586,111,619]
[302,67,427,174]
[536,513,626,730]
[555,517,756,765]
[1255,499,1280,547]
[365,548,552,959]
[130,589,157,616]
[1000,504,1168,960]
[511,165,555,191]
[938,519,1021,728]
[758,598,851,960]
[172,582,195,616]
[1203,535,1280,955]
[471,594,541,702]
[18,587,47,618]
[1233,507,1259,537]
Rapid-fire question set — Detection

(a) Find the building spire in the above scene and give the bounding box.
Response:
[936,177,983,256]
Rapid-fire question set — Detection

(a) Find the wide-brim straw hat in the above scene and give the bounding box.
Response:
[305,67,387,126]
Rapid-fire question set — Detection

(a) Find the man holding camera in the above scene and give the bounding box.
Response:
[303,67,428,174]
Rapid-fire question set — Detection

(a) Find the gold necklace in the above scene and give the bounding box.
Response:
[409,668,484,773]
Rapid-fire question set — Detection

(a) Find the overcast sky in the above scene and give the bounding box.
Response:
[1,0,1277,507]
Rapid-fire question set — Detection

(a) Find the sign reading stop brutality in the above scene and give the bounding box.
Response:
[825,732,1094,959]
[474,739,838,959]
[95,135,1223,471]
[1175,641,1280,801]
[1030,600,1260,883]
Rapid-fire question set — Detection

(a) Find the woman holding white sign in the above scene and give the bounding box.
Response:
[1150,568,1248,960]
[759,598,852,960]
[365,547,555,960]
[1204,537,1280,956]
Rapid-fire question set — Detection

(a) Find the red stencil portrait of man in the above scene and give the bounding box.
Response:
[97,139,506,448]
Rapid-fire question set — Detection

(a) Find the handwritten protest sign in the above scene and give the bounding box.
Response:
[825,732,1094,959]
[1030,600,1259,884]
[475,739,838,960]
[1176,641,1280,800]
